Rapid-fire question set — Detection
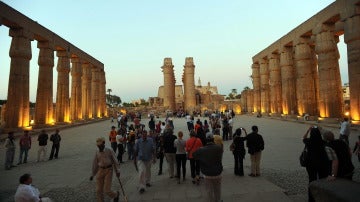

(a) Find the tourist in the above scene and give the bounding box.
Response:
[15,173,52,202]
[302,126,333,202]
[323,130,354,180]
[163,124,177,178]
[222,116,229,141]
[155,121,161,135]
[353,135,360,162]
[213,128,224,151]
[109,126,118,153]
[186,130,203,184]
[203,119,210,133]
[4,131,16,170]
[18,130,31,165]
[228,116,233,140]
[116,129,125,163]
[246,125,264,177]
[127,130,136,160]
[90,137,120,202]
[134,130,156,194]
[148,117,155,132]
[49,129,61,160]
[156,134,165,175]
[174,131,187,184]
[37,130,49,162]
[339,117,351,145]
[193,133,223,202]
[231,128,247,176]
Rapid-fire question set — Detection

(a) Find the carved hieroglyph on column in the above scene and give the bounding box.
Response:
[314,24,343,118]
[35,41,54,125]
[5,28,32,128]
[70,56,82,121]
[161,58,176,111]
[268,53,282,114]
[81,62,92,119]
[55,50,70,123]
[280,46,297,115]
[294,37,318,116]
[342,2,360,121]
[259,58,270,114]
[251,63,261,113]
[182,57,196,112]
[91,67,101,118]
[99,69,107,117]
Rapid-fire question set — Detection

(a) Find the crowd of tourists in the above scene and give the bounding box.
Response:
[5,111,360,202]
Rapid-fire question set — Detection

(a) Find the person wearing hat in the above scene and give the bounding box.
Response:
[193,133,223,202]
[5,131,16,170]
[90,137,120,202]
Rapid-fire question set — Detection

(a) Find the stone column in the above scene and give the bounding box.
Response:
[251,63,261,113]
[268,53,282,114]
[55,50,70,123]
[182,57,196,112]
[247,89,254,113]
[70,56,82,121]
[280,46,297,115]
[341,2,360,121]
[313,24,343,118]
[91,67,101,118]
[99,69,107,117]
[5,28,32,128]
[161,58,176,111]
[259,58,270,114]
[294,37,318,116]
[81,62,92,119]
[35,41,54,125]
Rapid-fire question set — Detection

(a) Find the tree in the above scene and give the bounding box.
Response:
[107,89,112,104]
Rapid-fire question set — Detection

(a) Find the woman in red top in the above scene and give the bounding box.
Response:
[109,126,117,153]
[186,130,203,184]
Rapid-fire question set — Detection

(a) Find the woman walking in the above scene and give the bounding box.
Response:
[174,131,187,184]
[186,130,203,184]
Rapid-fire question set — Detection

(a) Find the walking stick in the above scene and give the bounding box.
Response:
[116,175,129,202]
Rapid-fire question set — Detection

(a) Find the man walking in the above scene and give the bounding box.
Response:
[134,130,156,194]
[49,129,61,160]
[163,124,177,178]
[90,137,120,202]
[18,130,31,165]
[193,134,223,202]
[37,130,49,162]
[246,125,264,177]
[5,132,16,170]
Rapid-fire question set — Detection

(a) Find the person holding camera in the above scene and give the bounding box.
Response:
[231,128,248,176]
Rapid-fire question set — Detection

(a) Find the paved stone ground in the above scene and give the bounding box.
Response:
[0,115,359,202]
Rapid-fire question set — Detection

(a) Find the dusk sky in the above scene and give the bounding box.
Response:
[0,0,347,103]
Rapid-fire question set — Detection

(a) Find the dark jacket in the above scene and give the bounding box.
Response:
[163,133,177,153]
[38,133,49,146]
[233,135,246,157]
[246,132,264,154]
[327,139,354,178]
[193,142,223,176]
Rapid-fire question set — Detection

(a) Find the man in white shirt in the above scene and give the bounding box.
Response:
[14,173,52,202]
[339,117,351,145]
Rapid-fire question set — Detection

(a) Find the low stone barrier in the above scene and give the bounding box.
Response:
[309,178,360,202]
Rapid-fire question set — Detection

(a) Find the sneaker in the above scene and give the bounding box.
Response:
[114,191,119,202]
[146,183,151,187]
[248,173,255,177]
[139,188,145,194]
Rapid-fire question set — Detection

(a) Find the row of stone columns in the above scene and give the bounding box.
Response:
[247,0,360,121]
[4,27,107,129]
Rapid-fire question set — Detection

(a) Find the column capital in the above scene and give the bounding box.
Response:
[71,56,81,63]
[294,36,313,46]
[162,58,174,69]
[37,40,54,49]
[268,53,279,60]
[184,57,195,68]
[313,23,335,35]
[56,50,70,57]
[9,28,33,40]
[251,63,260,69]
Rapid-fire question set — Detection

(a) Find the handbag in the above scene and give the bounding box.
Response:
[299,146,308,167]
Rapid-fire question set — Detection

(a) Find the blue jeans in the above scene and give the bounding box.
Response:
[18,148,29,164]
